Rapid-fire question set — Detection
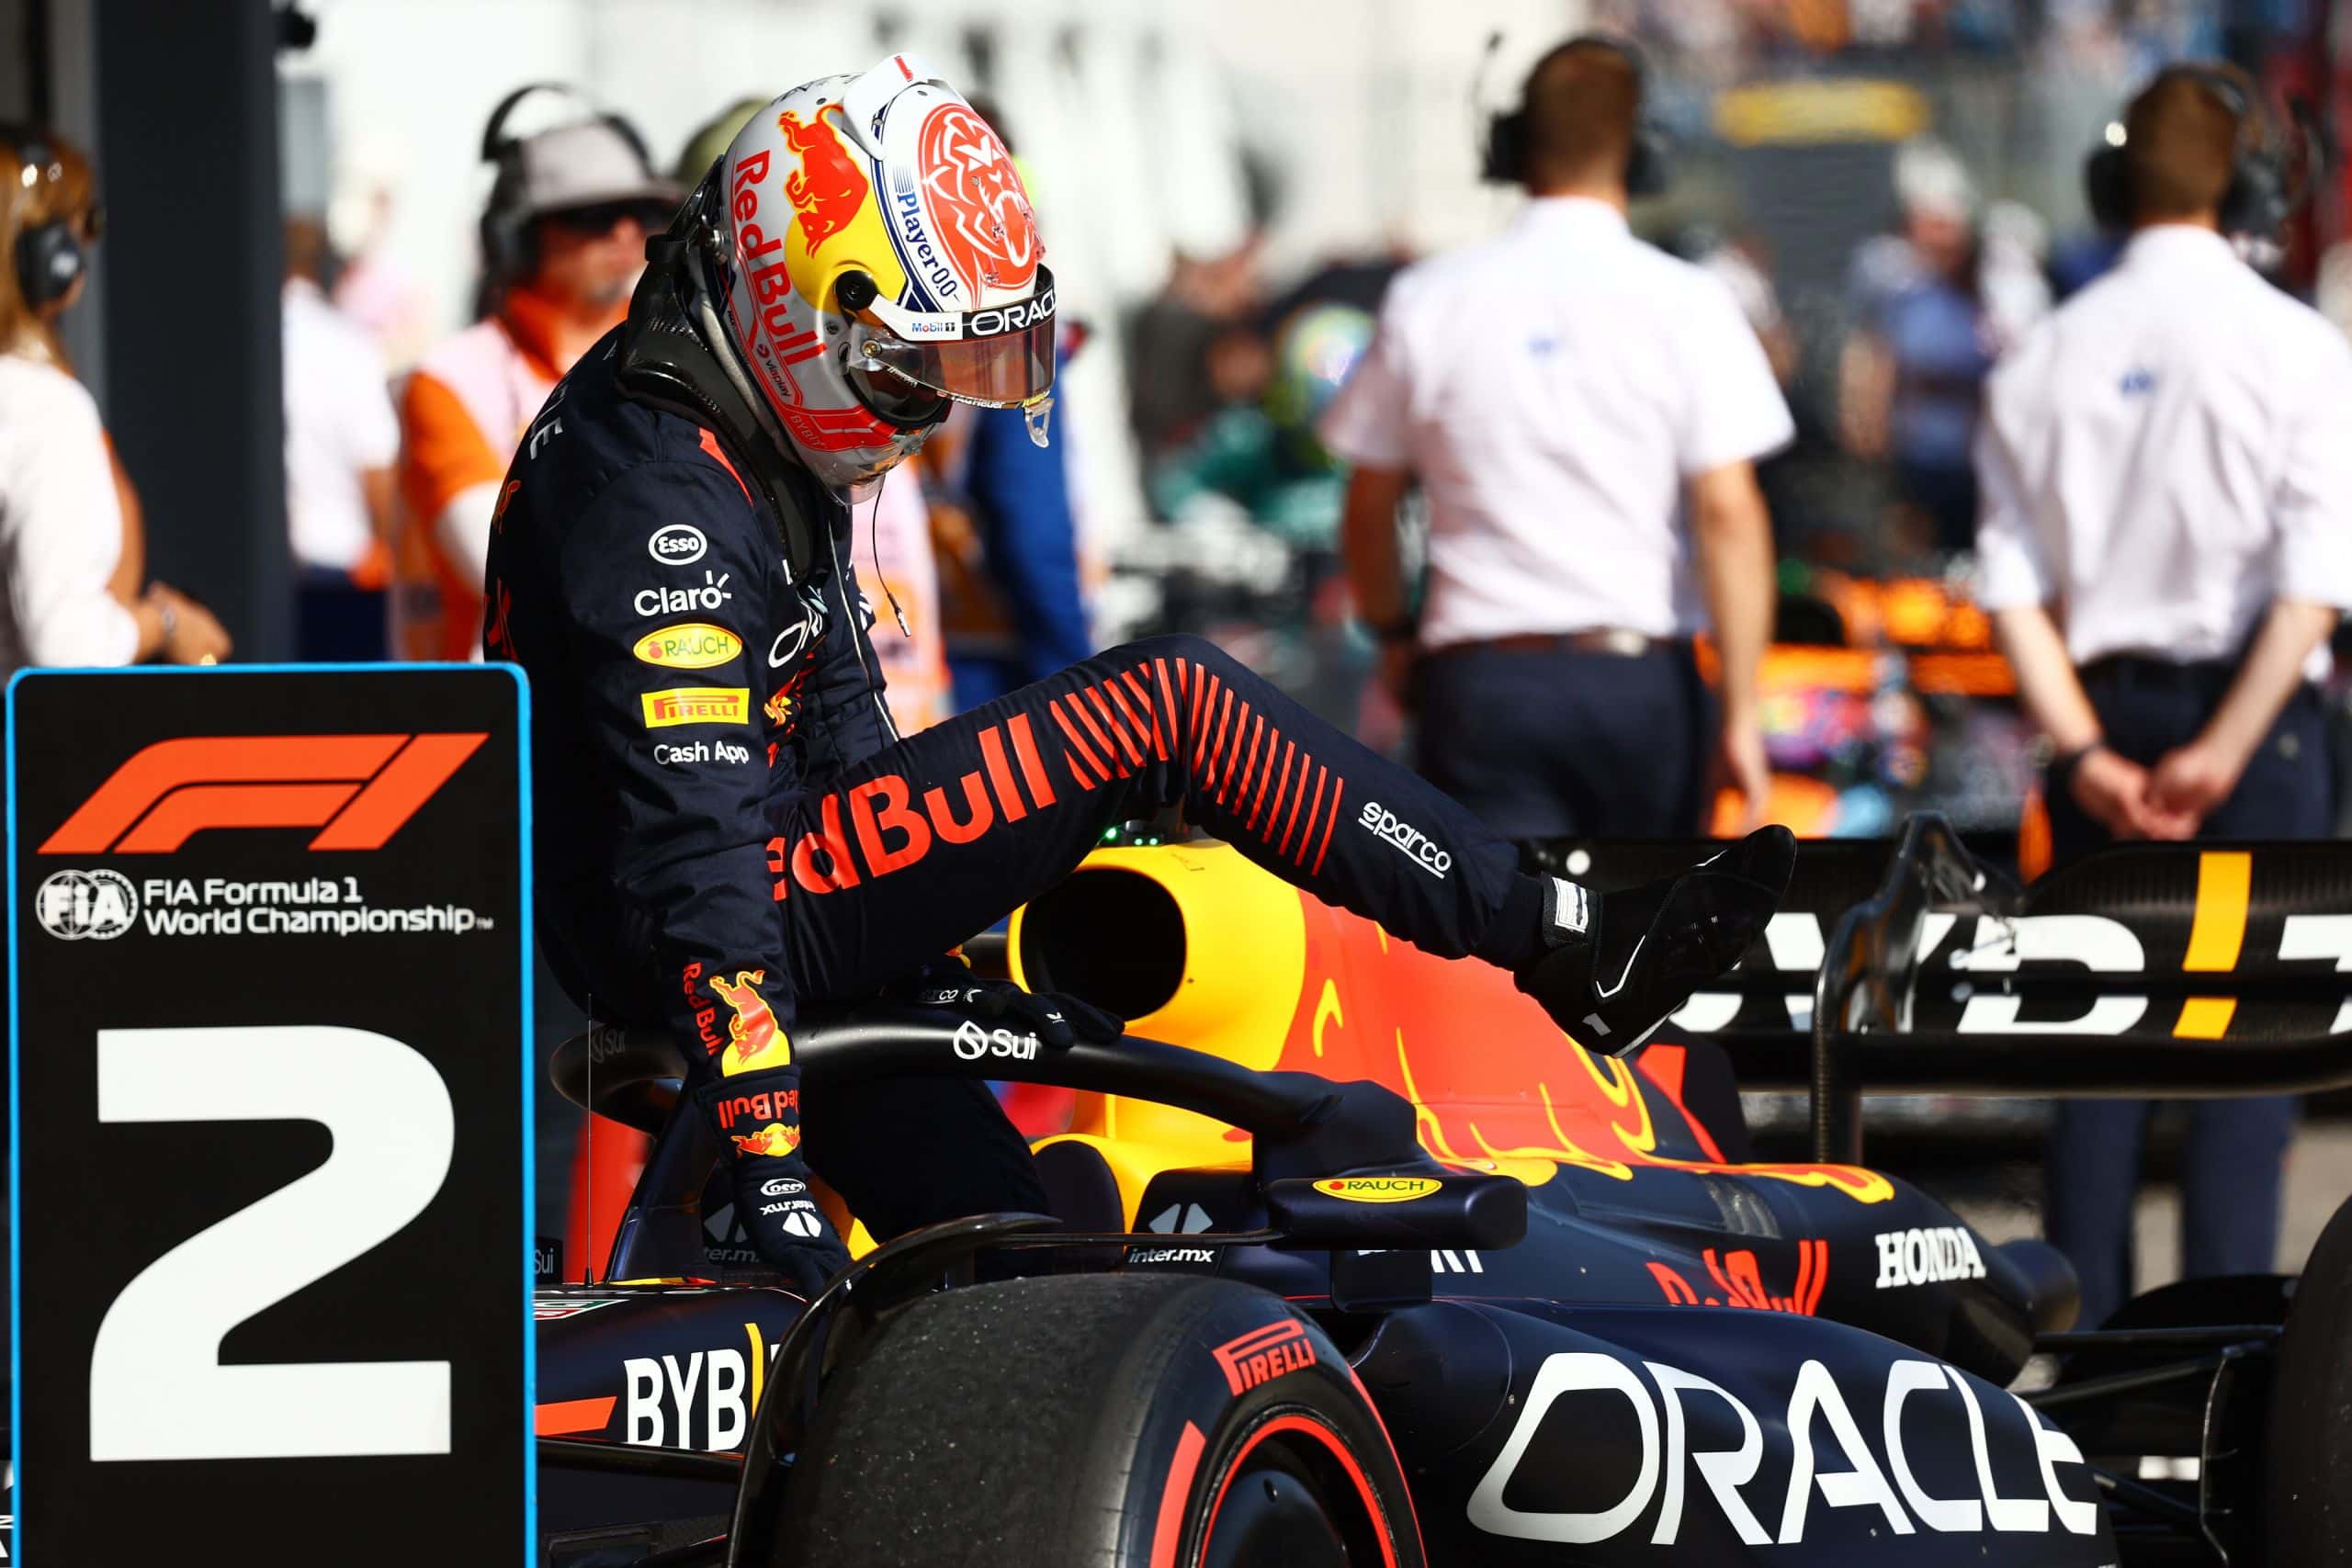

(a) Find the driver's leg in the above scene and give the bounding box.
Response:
[778,634,1551,997]
[778,634,1786,1035]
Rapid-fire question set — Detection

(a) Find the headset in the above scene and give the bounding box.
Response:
[478,84,657,287]
[1480,33,1670,198]
[2083,63,2295,238]
[3,124,96,310]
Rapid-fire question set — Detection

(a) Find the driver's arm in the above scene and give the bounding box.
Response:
[559,459,842,1281]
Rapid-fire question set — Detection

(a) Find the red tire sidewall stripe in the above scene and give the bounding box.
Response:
[1149,1419,1210,1568]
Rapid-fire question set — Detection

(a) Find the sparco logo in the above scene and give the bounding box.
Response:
[1358,801,1451,879]
[647,524,707,565]
[34,868,137,940]
[1874,1226,1987,1289]
[953,1020,1039,1063]
[967,287,1055,339]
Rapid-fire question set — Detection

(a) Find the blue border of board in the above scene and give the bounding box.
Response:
[4,660,537,1563]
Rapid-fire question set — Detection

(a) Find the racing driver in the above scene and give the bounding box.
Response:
[485,57,1797,1293]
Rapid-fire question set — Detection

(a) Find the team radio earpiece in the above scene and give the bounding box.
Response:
[3,125,94,309]
[477,83,658,285]
[1479,33,1671,198]
[2082,64,2296,238]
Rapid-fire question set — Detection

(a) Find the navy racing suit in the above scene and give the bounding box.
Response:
[486,327,1564,1280]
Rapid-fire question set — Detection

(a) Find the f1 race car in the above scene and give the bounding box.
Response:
[532,816,2352,1566]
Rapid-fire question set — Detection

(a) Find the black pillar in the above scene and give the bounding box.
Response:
[95,0,288,661]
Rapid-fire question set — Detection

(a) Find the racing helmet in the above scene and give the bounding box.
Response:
[711,56,1055,490]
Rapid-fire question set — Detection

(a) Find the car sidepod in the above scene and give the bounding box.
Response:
[1352,1300,2112,1564]
[534,1285,807,1553]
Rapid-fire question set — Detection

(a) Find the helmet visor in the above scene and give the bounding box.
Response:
[852,267,1057,410]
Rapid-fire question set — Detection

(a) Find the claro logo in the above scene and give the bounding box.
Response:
[40,734,486,854]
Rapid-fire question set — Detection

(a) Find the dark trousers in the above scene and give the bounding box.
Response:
[1412,641,1712,839]
[2041,662,2327,1327]
[720,636,1538,1241]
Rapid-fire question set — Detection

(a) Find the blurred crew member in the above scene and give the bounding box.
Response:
[1975,66,2352,1327]
[1323,37,1791,839]
[393,87,675,660]
[484,59,1792,1291]
[0,124,227,672]
[283,215,399,660]
[1841,142,2048,559]
[927,397,1094,708]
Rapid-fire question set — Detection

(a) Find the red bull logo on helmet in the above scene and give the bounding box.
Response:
[779,107,868,254]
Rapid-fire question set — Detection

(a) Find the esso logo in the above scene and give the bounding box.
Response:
[648,525,707,566]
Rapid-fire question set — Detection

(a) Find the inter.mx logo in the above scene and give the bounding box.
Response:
[39,733,485,855]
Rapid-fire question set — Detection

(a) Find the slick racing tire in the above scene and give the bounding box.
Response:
[775,1272,1420,1568]
[2265,1189,2352,1564]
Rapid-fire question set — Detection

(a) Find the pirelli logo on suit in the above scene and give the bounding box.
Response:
[642,688,752,728]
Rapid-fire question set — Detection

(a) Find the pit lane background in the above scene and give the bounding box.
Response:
[5,664,536,1566]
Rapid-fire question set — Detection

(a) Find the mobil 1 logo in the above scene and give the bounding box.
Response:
[6,667,533,1567]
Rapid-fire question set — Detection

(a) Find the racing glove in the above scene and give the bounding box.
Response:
[889,957,1125,1048]
[695,1063,849,1297]
[1515,825,1796,1056]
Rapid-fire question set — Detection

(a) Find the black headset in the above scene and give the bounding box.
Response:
[478,84,657,286]
[3,124,96,310]
[1482,34,1670,198]
[2083,64,2293,238]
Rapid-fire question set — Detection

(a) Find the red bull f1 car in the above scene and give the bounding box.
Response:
[532,817,2352,1566]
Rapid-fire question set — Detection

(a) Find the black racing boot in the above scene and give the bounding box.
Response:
[1516,825,1796,1055]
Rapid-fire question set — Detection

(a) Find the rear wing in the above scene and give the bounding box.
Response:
[1524,818,2352,1159]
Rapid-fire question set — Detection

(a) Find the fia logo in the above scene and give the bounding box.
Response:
[2120,367,2158,396]
[34,868,137,940]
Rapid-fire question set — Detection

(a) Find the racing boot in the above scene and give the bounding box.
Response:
[1515,825,1795,1056]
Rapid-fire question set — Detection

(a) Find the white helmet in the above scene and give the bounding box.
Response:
[711,55,1055,490]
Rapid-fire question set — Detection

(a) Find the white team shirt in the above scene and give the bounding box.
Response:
[0,354,140,673]
[1319,197,1794,649]
[283,278,399,572]
[1975,225,2352,679]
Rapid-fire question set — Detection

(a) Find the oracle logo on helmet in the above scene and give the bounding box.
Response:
[967,287,1055,340]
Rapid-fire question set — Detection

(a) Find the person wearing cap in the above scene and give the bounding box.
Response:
[1974,66,2352,1328]
[483,57,1794,1292]
[391,89,676,661]
[1323,38,1792,841]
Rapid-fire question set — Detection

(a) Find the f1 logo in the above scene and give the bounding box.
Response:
[40,733,488,854]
